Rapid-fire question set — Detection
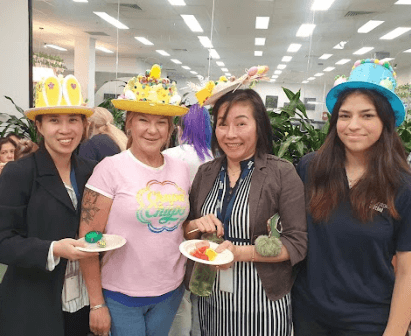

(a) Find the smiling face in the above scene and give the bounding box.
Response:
[36,114,85,161]
[0,142,15,163]
[215,102,258,163]
[337,92,384,157]
[128,113,171,158]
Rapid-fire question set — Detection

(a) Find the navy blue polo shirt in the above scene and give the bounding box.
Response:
[292,152,411,332]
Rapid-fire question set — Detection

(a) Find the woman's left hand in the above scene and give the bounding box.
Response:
[215,240,238,270]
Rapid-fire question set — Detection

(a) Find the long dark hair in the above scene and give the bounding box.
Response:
[211,89,274,157]
[308,88,411,223]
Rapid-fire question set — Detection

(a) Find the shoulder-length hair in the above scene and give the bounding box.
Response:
[308,88,411,223]
[211,89,274,157]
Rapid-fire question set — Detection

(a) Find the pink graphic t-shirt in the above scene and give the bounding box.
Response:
[86,150,190,297]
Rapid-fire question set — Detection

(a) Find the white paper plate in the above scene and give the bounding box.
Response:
[179,240,234,265]
[76,234,126,252]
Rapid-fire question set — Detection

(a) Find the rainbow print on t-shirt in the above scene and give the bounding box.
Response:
[135,180,189,233]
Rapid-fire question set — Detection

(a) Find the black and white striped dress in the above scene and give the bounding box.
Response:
[198,165,292,336]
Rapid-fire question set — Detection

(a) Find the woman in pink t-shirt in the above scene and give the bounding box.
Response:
[79,94,190,336]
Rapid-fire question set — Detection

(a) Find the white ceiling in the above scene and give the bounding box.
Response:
[32,0,411,85]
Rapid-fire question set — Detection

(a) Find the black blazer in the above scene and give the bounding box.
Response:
[0,146,96,336]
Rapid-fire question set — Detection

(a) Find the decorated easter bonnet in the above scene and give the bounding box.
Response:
[326,59,405,127]
[25,75,93,120]
[196,65,270,106]
[112,64,188,116]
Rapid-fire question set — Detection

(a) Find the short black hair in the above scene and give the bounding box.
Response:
[211,89,274,157]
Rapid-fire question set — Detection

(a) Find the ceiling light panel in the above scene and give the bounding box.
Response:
[333,41,347,49]
[93,12,129,29]
[181,15,203,32]
[282,56,292,62]
[380,27,411,40]
[190,71,197,74]
[395,0,411,4]
[209,49,220,59]
[44,44,67,51]
[287,44,301,52]
[167,0,186,5]
[171,59,182,64]
[272,75,279,78]
[135,37,153,45]
[221,68,228,72]
[277,64,286,69]
[323,67,335,71]
[335,59,351,65]
[225,73,231,77]
[358,20,384,33]
[404,49,411,53]
[156,50,170,56]
[182,66,191,70]
[296,24,316,37]
[307,77,315,80]
[314,73,324,76]
[254,51,263,56]
[270,79,276,82]
[255,38,266,46]
[198,36,213,48]
[319,54,332,59]
[353,47,374,55]
[274,70,282,74]
[96,46,113,53]
[216,61,225,66]
[256,16,270,29]
[302,81,309,84]
[311,0,335,10]
[73,0,88,2]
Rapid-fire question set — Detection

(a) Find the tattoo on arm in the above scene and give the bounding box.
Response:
[81,188,101,225]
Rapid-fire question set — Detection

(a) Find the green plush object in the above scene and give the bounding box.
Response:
[255,213,283,257]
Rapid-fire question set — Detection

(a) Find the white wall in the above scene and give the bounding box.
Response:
[0,1,29,118]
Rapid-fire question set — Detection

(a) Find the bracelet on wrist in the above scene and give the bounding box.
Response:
[90,303,107,311]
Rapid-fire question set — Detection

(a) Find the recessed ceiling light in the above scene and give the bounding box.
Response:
[272,75,279,78]
[270,79,276,82]
[73,0,88,2]
[404,49,411,53]
[96,46,114,53]
[302,80,309,84]
[277,64,287,69]
[296,24,316,37]
[209,49,220,59]
[314,73,324,76]
[319,54,333,59]
[307,77,315,80]
[255,38,266,46]
[395,0,411,4]
[135,37,153,45]
[323,67,335,71]
[198,36,213,48]
[171,59,182,64]
[256,16,270,29]
[181,15,203,32]
[167,0,186,5]
[333,41,347,49]
[274,70,282,74]
[221,68,228,72]
[44,44,67,51]
[380,27,411,40]
[311,0,335,11]
[225,73,231,77]
[358,20,384,33]
[216,61,225,66]
[353,47,374,55]
[335,59,351,65]
[287,44,302,52]
[282,56,292,62]
[190,71,197,74]
[94,12,129,29]
[182,65,191,70]
[254,51,263,56]
[156,50,170,56]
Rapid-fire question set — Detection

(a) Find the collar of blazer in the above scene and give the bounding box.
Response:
[34,145,87,212]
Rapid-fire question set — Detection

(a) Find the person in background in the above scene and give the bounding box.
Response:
[165,104,214,336]
[184,89,307,336]
[292,60,411,335]
[79,81,191,336]
[0,101,97,335]
[14,138,39,160]
[0,137,16,175]
[79,107,127,162]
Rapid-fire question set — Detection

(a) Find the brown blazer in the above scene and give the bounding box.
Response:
[187,153,307,301]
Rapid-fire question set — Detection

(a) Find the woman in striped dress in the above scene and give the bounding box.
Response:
[184,89,307,336]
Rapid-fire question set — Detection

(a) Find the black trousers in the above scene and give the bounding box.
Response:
[63,305,91,336]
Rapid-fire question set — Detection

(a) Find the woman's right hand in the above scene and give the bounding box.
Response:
[90,306,111,336]
[189,214,224,238]
[53,238,99,260]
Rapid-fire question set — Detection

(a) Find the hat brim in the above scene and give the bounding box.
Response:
[25,106,94,121]
[112,100,188,116]
[326,81,405,127]
[203,81,243,106]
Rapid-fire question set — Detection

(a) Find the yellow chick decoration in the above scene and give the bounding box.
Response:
[150,64,162,79]
[218,76,228,83]
[196,80,216,106]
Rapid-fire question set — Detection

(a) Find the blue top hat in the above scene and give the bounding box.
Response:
[326,59,405,127]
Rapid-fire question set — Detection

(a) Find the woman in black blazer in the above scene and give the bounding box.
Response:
[0,102,98,336]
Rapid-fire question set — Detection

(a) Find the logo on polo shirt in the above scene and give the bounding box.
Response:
[370,202,388,213]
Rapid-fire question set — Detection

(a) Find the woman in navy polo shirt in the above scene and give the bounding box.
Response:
[292,59,411,335]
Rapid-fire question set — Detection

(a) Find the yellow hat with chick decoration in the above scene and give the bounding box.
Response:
[112,64,188,116]
[25,74,93,120]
